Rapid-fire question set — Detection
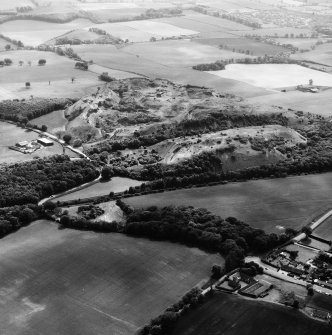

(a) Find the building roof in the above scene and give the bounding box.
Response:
[38,138,53,144]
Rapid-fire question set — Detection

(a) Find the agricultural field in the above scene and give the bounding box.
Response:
[313,216,332,241]
[292,43,332,67]
[86,20,198,43]
[123,40,255,67]
[208,64,332,89]
[0,19,93,47]
[0,121,76,163]
[195,37,288,56]
[0,50,100,100]
[169,292,331,335]
[0,220,223,335]
[248,89,332,117]
[125,172,332,234]
[72,44,267,97]
[55,177,143,202]
[156,11,254,35]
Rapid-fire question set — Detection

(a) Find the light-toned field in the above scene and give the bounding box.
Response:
[0,19,93,47]
[208,64,332,89]
[56,177,143,202]
[123,40,254,67]
[0,220,223,335]
[31,109,68,134]
[248,88,332,116]
[86,20,199,42]
[0,50,100,100]
[292,43,332,67]
[125,172,332,234]
[0,122,76,163]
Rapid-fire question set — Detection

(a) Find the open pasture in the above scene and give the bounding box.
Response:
[0,50,99,99]
[208,64,332,89]
[123,40,254,67]
[86,20,198,43]
[170,292,331,335]
[126,173,332,234]
[196,37,288,56]
[0,19,92,47]
[0,122,76,163]
[0,220,223,335]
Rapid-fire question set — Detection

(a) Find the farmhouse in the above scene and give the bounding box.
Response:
[37,138,53,146]
[16,141,29,147]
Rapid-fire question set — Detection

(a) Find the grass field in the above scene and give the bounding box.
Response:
[248,88,332,116]
[0,50,100,100]
[0,220,223,335]
[0,19,92,46]
[170,292,331,335]
[0,0,33,10]
[125,173,332,234]
[208,64,332,89]
[292,43,332,67]
[31,109,68,134]
[0,121,77,163]
[196,37,288,56]
[56,177,143,202]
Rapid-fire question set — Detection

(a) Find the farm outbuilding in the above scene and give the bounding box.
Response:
[37,138,53,146]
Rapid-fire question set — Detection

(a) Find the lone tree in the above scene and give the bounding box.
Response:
[101,166,113,181]
[63,134,72,144]
[19,60,24,66]
[25,82,31,89]
[4,58,12,66]
[41,124,47,132]
[302,226,313,237]
[5,44,11,51]
[38,59,46,66]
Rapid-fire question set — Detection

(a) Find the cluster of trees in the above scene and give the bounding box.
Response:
[75,61,88,70]
[134,8,182,20]
[0,155,99,207]
[124,206,295,271]
[0,204,41,238]
[220,13,261,29]
[138,288,203,335]
[55,47,81,60]
[0,33,23,47]
[193,55,302,71]
[0,58,13,66]
[98,72,116,82]
[0,97,75,122]
[77,205,104,220]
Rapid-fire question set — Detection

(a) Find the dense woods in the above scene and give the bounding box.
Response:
[0,155,99,207]
[0,97,75,122]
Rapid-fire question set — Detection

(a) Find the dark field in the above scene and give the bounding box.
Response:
[0,220,223,335]
[170,293,332,335]
[125,173,332,234]
[313,215,332,241]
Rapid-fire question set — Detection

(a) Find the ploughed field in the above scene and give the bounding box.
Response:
[0,220,223,335]
[125,173,332,234]
[169,292,332,335]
